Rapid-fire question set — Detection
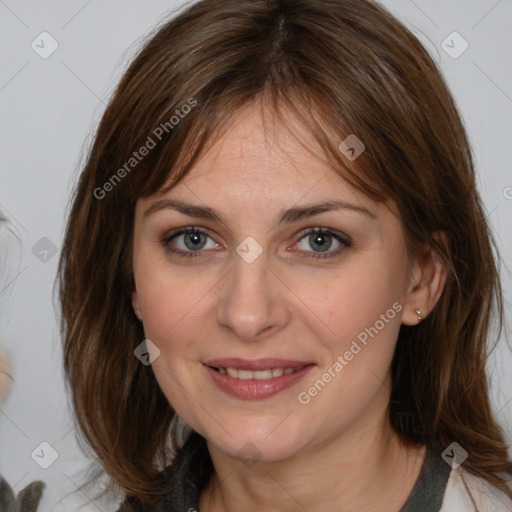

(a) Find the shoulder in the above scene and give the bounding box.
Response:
[440,467,512,511]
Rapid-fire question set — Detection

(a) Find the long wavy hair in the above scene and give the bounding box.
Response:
[57,0,511,506]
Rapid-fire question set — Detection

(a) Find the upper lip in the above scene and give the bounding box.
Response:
[203,358,314,371]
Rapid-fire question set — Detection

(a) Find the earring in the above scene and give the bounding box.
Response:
[415,308,422,322]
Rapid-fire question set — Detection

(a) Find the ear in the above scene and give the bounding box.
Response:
[401,231,449,326]
[131,290,143,321]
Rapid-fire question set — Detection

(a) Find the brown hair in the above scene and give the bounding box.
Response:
[57,0,512,506]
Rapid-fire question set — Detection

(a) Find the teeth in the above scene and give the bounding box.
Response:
[226,368,238,378]
[217,365,305,380]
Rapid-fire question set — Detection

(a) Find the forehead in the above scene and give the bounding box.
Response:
[146,102,370,209]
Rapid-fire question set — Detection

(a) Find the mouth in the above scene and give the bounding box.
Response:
[202,358,315,399]
[209,365,307,380]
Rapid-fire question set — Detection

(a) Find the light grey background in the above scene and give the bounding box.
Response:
[0,0,511,510]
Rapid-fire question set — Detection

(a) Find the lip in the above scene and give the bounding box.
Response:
[203,359,315,400]
[203,358,313,371]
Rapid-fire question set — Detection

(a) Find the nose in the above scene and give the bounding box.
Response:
[215,246,291,342]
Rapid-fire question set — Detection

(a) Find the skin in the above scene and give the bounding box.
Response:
[131,101,448,512]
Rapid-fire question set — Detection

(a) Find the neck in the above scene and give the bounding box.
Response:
[198,399,426,512]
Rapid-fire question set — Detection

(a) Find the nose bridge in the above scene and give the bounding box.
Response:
[216,243,288,340]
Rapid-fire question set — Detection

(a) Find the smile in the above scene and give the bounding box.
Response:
[215,366,306,379]
[202,358,315,399]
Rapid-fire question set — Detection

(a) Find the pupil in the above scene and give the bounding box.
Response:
[311,233,330,252]
[185,232,205,250]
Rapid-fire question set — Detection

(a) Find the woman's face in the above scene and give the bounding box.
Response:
[132,103,420,461]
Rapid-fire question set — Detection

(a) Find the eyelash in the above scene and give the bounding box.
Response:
[161,226,351,260]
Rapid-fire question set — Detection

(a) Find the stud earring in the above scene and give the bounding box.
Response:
[415,308,422,322]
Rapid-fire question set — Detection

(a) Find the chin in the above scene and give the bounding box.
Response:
[200,415,305,463]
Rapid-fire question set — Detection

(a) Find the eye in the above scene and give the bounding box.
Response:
[162,226,351,260]
[162,226,219,258]
[291,227,351,259]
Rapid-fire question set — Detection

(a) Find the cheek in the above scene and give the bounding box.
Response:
[135,263,219,352]
[294,258,403,352]
[293,264,403,425]
[135,267,213,413]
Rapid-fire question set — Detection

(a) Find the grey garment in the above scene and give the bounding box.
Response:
[118,432,210,512]
[117,433,451,512]
[399,442,452,512]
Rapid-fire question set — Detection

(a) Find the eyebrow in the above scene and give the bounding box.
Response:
[143,198,376,225]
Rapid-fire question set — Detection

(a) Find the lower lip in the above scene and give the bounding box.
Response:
[204,364,315,400]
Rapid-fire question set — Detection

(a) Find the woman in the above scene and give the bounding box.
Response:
[58,0,512,510]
